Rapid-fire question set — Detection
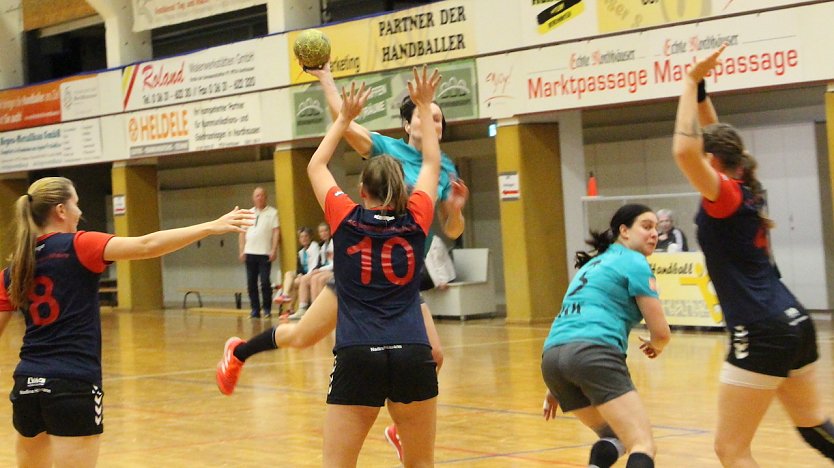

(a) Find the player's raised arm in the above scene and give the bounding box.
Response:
[672,43,727,201]
[409,66,442,205]
[306,64,374,157]
[308,81,372,210]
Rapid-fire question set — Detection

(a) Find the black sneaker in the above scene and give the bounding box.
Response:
[249,310,261,319]
[263,310,272,318]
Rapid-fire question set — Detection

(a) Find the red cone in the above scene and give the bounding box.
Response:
[587,171,598,197]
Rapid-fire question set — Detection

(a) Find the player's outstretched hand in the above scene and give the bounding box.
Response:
[338,81,371,122]
[688,42,728,84]
[407,64,441,108]
[542,389,559,421]
[211,207,255,234]
[638,336,663,359]
[448,179,469,212]
[303,61,331,79]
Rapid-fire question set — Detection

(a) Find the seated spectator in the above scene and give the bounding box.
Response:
[656,209,689,252]
[293,222,334,319]
[275,227,319,316]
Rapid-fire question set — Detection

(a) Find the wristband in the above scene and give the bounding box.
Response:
[697,80,707,103]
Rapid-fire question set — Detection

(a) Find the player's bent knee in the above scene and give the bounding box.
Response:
[714,439,749,464]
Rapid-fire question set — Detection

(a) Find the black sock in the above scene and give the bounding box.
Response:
[233,327,278,362]
[589,438,622,468]
[798,419,834,460]
[625,452,653,468]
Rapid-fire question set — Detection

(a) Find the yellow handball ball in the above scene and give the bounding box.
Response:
[293,29,331,70]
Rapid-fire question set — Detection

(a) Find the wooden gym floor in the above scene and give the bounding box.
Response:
[0,309,830,467]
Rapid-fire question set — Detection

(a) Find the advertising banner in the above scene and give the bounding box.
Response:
[125,93,263,157]
[0,75,103,132]
[515,0,803,46]
[648,252,723,328]
[291,59,477,138]
[479,4,824,119]
[288,1,474,84]
[0,119,106,172]
[133,0,266,32]
[60,76,107,122]
[121,35,284,111]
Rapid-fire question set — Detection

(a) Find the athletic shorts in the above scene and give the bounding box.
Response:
[327,344,438,407]
[10,376,104,437]
[722,307,818,388]
[541,342,634,412]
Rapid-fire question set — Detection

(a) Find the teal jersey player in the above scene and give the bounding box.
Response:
[370,132,458,201]
[543,243,659,355]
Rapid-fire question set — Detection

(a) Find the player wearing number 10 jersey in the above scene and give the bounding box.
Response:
[326,186,432,350]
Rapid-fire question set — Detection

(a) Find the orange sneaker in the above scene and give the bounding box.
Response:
[216,337,245,395]
[384,424,403,462]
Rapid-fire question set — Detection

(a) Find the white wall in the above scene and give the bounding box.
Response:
[159,182,277,307]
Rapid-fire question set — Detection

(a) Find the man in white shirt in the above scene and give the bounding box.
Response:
[239,187,280,318]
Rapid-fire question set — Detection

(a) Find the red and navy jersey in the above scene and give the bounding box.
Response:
[0,231,114,385]
[695,172,801,328]
[325,186,434,351]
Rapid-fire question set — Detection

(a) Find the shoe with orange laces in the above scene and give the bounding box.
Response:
[384,424,403,462]
[216,337,245,395]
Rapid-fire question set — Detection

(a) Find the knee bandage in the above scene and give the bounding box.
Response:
[798,419,834,460]
[589,425,625,468]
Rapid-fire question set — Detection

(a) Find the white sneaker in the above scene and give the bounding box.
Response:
[289,307,307,320]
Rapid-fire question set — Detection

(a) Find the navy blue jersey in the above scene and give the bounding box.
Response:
[696,173,800,328]
[325,186,434,351]
[0,231,114,385]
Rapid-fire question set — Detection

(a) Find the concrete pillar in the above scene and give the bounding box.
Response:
[0,175,29,268]
[555,110,586,281]
[266,0,320,33]
[495,120,568,324]
[111,161,161,310]
[0,0,24,89]
[273,144,320,277]
[85,0,151,66]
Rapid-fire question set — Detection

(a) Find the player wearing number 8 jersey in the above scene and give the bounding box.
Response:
[0,177,253,468]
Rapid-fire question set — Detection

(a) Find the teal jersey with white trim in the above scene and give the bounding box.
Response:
[543,243,658,354]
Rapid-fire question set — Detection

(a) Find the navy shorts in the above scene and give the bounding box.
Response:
[726,306,818,378]
[10,376,104,437]
[541,342,635,412]
[327,344,438,407]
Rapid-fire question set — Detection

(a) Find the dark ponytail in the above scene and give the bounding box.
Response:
[575,229,614,269]
[574,204,653,269]
[703,123,773,229]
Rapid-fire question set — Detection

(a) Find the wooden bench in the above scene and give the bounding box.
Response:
[422,248,497,321]
[177,288,246,309]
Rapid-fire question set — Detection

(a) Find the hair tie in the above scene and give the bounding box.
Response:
[26,193,33,202]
